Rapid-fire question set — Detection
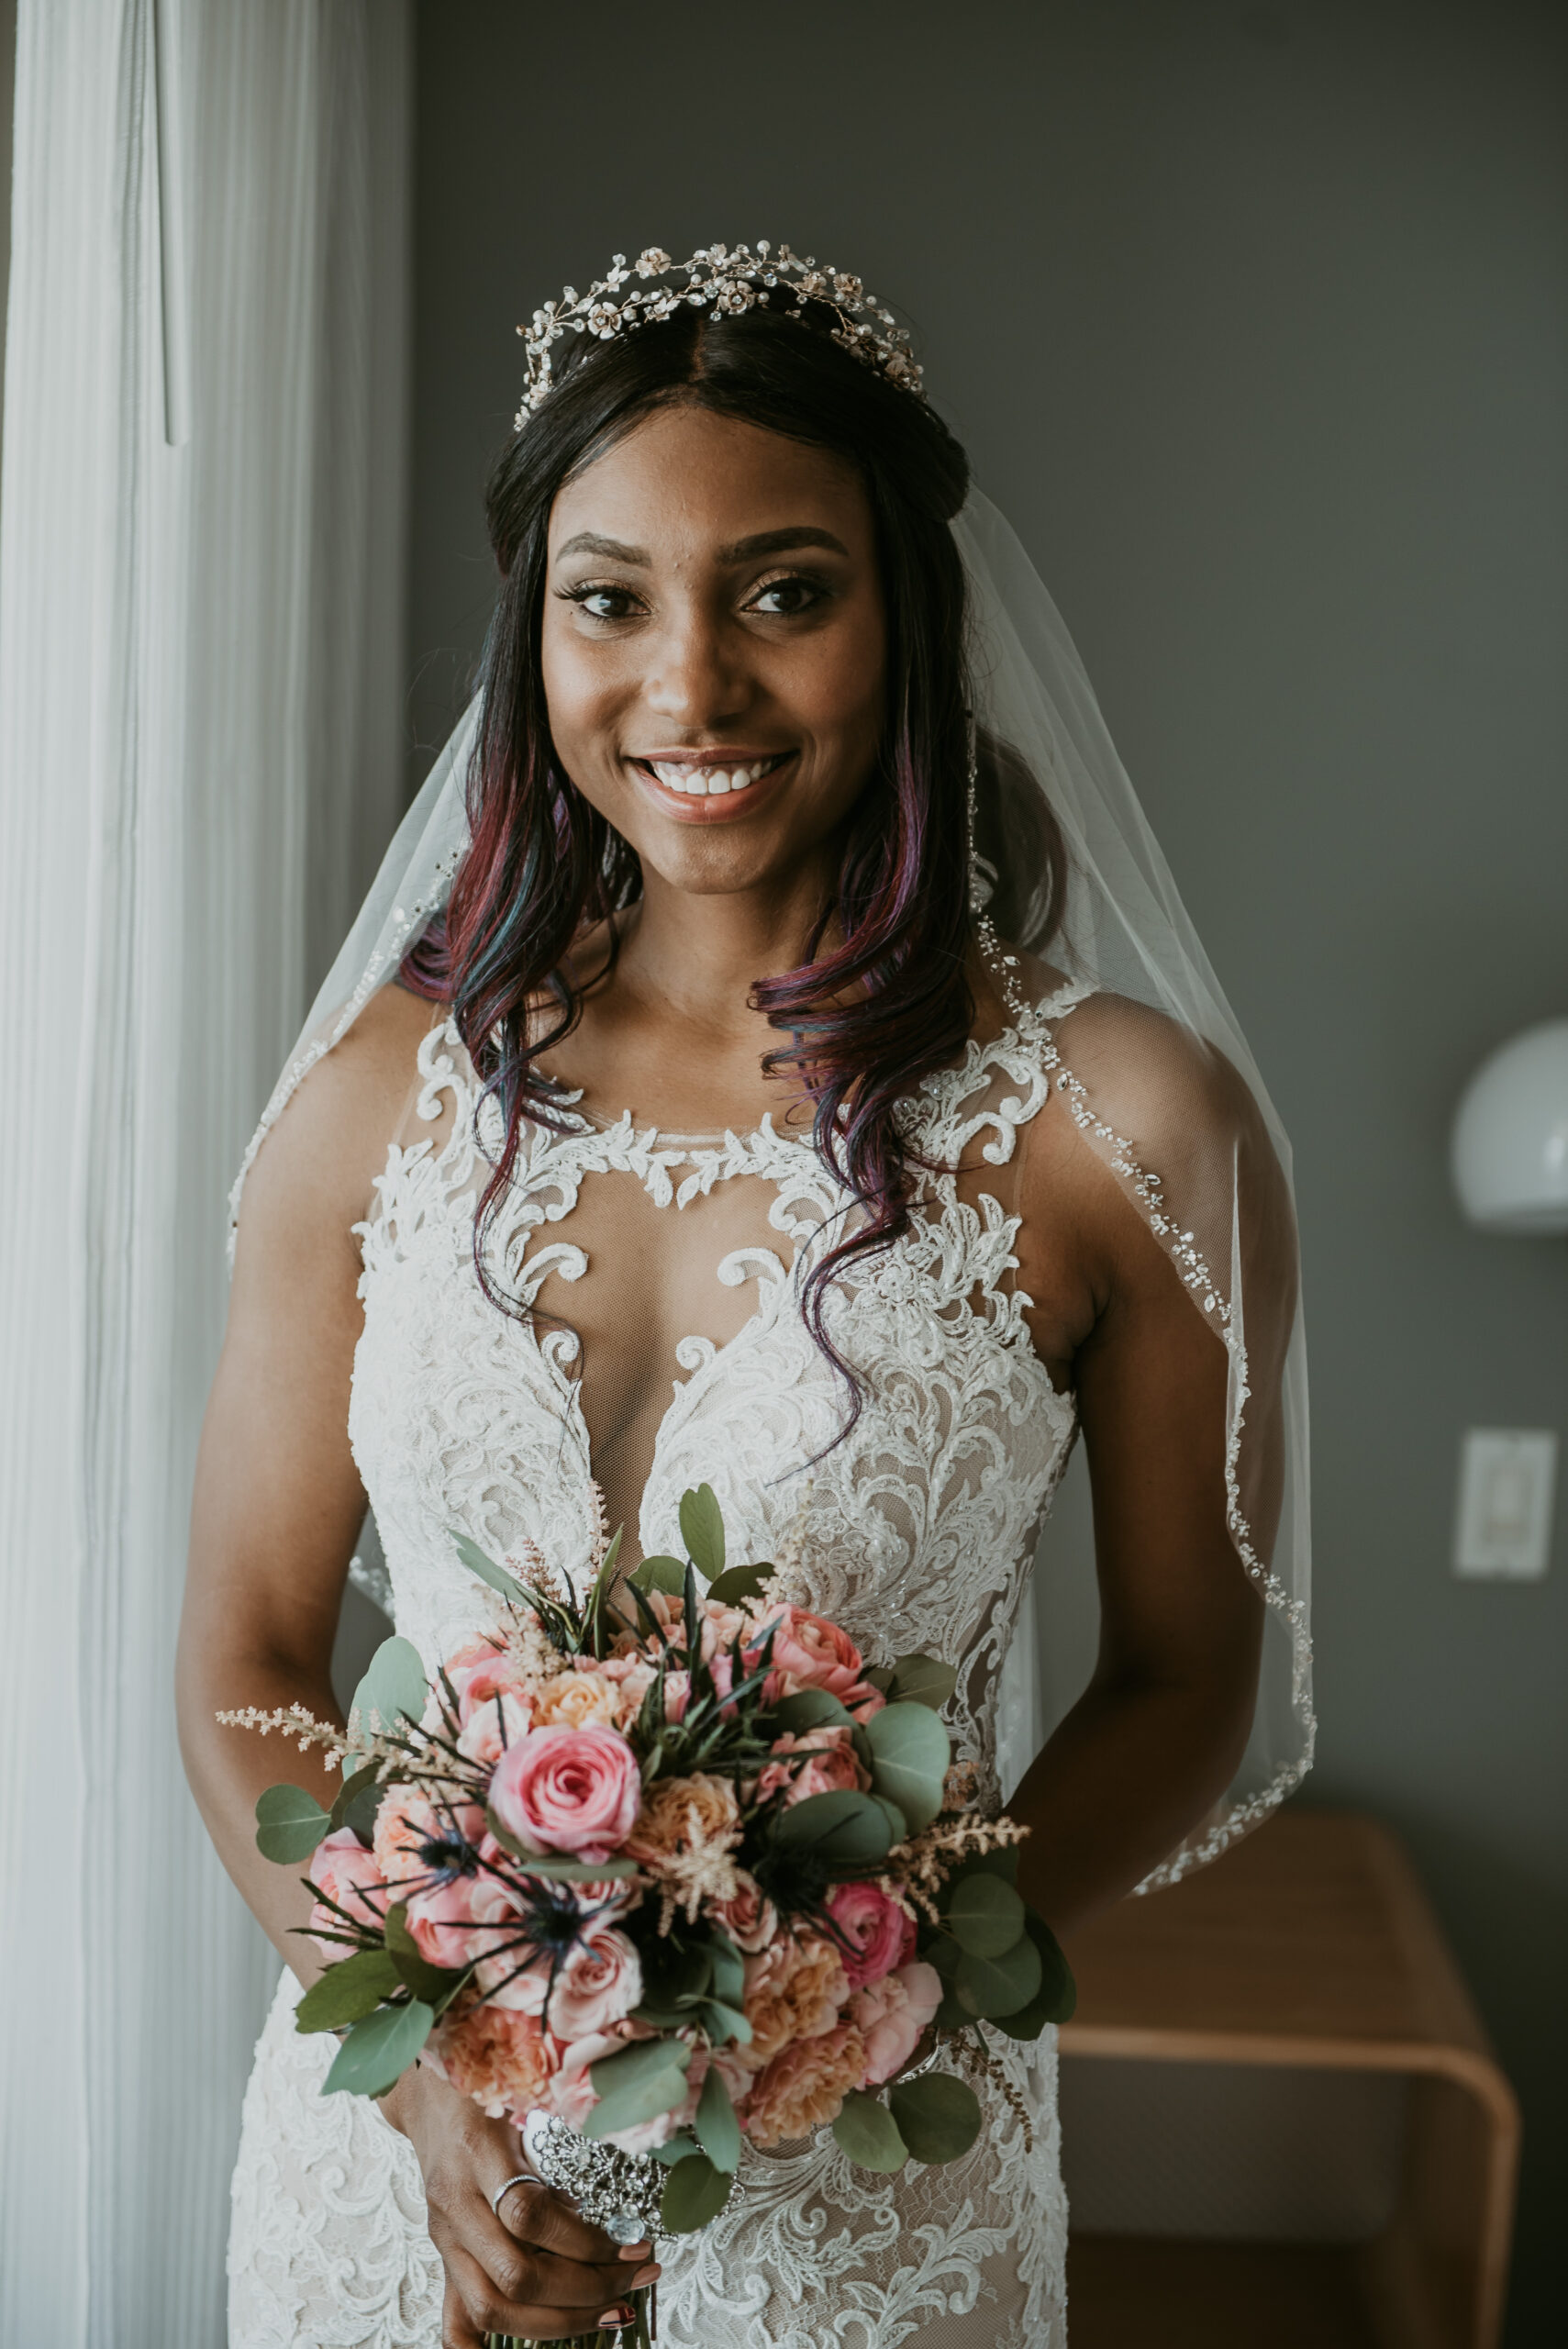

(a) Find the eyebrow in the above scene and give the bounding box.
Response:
[553,525,851,566]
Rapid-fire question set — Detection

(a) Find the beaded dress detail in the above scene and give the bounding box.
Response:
[228,982,1094,2349]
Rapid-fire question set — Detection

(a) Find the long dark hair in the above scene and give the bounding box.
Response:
[405,294,1065,1414]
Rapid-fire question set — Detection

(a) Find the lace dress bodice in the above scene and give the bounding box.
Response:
[228,983,1086,2349]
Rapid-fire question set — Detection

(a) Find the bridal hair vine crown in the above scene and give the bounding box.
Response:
[515,241,925,429]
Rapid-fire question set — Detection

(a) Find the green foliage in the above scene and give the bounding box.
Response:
[884,1653,959,1711]
[830,2088,908,2173]
[450,1532,526,1604]
[946,1873,1027,1959]
[988,1912,1077,2035]
[954,1931,1042,2021]
[483,1809,636,1878]
[383,1902,465,2004]
[694,2065,742,2173]
[660,2150,733,2232]
[704,1561,775,1605]
[678,1485,726,1580]
[584,2037,692,2139]
[255,1782,328,1864]
[349,1636,427,1748]
[774,1788,893,1866]
[888,2072,983,2165]
[863,1701,950,1832]
[770,1688,851,1734]
[294,1949,400,2033]
[322,1998,434,2098]
[628,1554,687,1597]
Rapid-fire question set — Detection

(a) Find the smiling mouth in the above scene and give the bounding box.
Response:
[633,751,792,800]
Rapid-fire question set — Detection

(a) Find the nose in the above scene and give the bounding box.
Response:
[642,599,751,734]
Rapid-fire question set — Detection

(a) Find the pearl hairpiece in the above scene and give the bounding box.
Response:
[515,241,925,429]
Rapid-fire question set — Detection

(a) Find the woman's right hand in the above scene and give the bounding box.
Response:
[381,2062,660,2344]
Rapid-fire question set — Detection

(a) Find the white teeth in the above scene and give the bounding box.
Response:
[648,757,779,797]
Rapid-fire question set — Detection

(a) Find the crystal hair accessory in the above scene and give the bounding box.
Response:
[515,241,925,429]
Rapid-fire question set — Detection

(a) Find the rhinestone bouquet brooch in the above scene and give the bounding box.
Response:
[222,1486,1074,2347]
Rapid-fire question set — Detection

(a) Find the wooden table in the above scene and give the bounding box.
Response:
[1058,1809,1519,2349]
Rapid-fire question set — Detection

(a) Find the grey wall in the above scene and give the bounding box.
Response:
[407,4,1567,2336]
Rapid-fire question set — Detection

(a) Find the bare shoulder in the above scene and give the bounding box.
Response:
[232,983,441,1275]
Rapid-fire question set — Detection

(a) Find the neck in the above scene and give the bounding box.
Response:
[607,856,844,1040]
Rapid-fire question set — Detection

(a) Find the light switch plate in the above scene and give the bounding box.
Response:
[1453,1429,1558,1580]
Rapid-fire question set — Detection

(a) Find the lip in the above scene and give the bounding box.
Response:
[628,749,796,823]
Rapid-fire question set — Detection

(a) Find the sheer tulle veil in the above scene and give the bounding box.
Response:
[231,487,1313,1893]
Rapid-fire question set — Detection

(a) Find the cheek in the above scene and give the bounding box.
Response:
[539,619,621,764]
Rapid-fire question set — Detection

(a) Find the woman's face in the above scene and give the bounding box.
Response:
[540,404,887,903]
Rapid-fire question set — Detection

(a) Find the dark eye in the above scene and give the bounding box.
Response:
[748,574,826,618]
[565,583,642,621]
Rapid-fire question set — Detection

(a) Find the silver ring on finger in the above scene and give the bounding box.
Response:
[490,2170,533,2220]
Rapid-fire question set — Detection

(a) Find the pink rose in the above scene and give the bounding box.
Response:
[306,1830,388,1957]
[707,1869,776,1954]
[826,1882,917,1988]
[851,1962,943,2086]
[758,1606,869,1703]
[540,1923,643,2041]
[489,1725,642,1863]
[757,1726,872,1808]
[456,1690,531,1770]
[698,1601,751,1661]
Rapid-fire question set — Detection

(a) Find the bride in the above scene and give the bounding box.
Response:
[178,245,1311,2348]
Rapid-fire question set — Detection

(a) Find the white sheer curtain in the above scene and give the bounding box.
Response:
[0,4,412,2340]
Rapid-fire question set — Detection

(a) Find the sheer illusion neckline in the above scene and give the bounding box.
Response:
[523,973,1089,1153]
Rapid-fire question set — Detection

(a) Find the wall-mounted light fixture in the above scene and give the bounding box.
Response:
[1451,1017,1568,1236]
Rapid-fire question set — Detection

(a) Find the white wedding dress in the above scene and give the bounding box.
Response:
[228,980,1096,2348]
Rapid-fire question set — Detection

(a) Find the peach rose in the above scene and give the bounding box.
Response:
[372,1793,486,1896]
[745,2023,867,2148]
[706,1869,776,1954]
[757,1605,866,1700]
[738,1933,850,2070]
[306,1830,389,1956]
[489,1725,641,1862]
[531,1668,620,1731]
[540,1923,643,2042]
[430,1998,557,2122]
[757,1725,872,1809]
[826,1881,917,1988]
[851,1961,943,2087]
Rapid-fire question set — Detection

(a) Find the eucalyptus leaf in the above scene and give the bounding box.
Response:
[955,1931,1042,2020]
[328,1762,383,1832]
[701,2000,752,2045]
[705,1561,774,1604]
[451,1531,525,1603]
[584,2036,692,2140]
[872,1794,909,1844]
[294,1949,401,2034]
[946,1873,1027,1959]
[770,1688,851,1734]
[661,2151,733,2232]
[629,1554,687,1598]
[990,1912,1077,2036]
[889,2072,983,2165]
[678,1484,726,1580]
[322,1998,434,2099]
[694,2065,742,2173]
[482,1809,635,1879]
[774,1788,892,1866]
[650,2132,702,2167]
[885,1653,959,1711]
[708,1935,745,2008]
[862,1664,895,1694]
[255,1782,329,1864]
[350,1636,428,1744]
[830,2088,908,2174]
[863,1701,951,1833]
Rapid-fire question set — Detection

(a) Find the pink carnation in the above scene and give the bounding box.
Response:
[826,1881,917,1988]
[757,1725,872,1808]
[306,1830,388,1957]
[431,1999,557,2123]
[851,1962,943,2086]
[745,2022,867,2147]
[489,1725,641,1863]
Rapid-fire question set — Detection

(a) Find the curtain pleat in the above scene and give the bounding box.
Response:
[0,6,412,2341]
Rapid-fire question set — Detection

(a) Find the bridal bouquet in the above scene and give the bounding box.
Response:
[223,1487,1073,2349]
